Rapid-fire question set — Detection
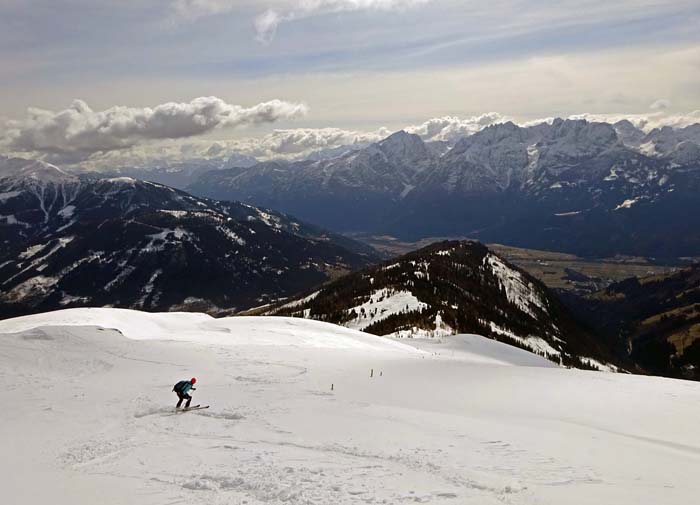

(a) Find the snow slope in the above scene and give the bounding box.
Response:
[0,308,413,352]
[401,334,559,368]
[1,308,699,505]
[344,288,428,331]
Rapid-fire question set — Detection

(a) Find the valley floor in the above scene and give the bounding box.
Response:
[354,234,686,294]
[1,309,699,505]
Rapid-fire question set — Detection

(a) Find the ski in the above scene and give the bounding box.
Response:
[176,405,209,413]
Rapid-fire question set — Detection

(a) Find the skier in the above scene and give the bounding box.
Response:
[173,377,197,409]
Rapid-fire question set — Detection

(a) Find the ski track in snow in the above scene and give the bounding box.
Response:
[1,309,700,505]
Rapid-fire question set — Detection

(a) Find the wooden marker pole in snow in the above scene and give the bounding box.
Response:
[331,384,334,391]
[370,369,374,378]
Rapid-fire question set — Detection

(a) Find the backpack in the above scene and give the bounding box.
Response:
[172,380,188,393]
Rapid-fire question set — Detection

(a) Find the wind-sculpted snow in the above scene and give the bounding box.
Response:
[1,308,699,505]
[0,308,419,353]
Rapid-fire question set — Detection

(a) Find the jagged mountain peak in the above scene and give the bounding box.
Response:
[534,119,621,166]
[375,129,431,165]
[449,118,619,156]
[613,120,646,146]
[378,129,423,147]
[185,119,700,257]
[642,123,700,156]
[451,121,524,151]
[542,118,619,146]
[669,139,700,164]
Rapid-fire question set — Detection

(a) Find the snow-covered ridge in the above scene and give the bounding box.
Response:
[0,157,75,182]
[277,290,320,310]
[268,241,609,370]
[0,308,420,353]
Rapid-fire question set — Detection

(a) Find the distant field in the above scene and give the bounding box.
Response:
[355,235,472,257]
[489,244,686,294]
[358,235,690,294]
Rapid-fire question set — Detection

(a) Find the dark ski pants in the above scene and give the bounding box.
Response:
[176,392,192,408]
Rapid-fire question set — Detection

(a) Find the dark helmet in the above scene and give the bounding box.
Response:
[190,377,197,384]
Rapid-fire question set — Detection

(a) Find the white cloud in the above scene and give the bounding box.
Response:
[170,0,431,36]
[230,118,517,158]
[649,98,672,111]
[75,124,392,170]
[402,110,700,143]
[245,127,390,156]
[254,9,284,43]
[564,111,700,132]
[405,113,510,142]
[14,104,700,171]
[171,0,237,20]
[74,125,391,170]
[243,110,700,158]
[2,97,308,155]
[255,0,433,43]
[646,111,700,130]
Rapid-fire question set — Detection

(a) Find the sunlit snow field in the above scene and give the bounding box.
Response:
[1,308,699,505]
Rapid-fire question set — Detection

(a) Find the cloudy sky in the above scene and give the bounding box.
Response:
[1,0,699,165]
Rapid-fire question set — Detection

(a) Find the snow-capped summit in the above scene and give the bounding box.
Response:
[189,118,634,200]
[535,119,620,163]
[0,156,76,182]
[376,130,432,168]
[668,139,700,164]
[417,119,624,195]
[613,119,646,146]
[439,122,533,191]
[0,157,82,231]
[640,123,700,156]
[188,131,438,230]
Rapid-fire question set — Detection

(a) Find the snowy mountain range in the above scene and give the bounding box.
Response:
[262,240,616,370]
[0,157,377,318]
[189,119,700,257]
